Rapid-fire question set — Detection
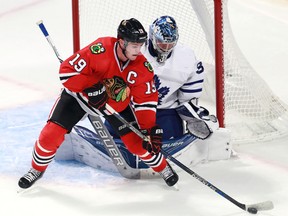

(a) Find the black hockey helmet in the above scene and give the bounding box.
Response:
[117,18,147,43]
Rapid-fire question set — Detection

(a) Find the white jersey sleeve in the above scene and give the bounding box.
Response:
[142,43,205,109]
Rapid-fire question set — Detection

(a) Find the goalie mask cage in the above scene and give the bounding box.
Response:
[71,0,288,144]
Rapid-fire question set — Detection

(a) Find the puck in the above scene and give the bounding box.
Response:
[247,207,258,214]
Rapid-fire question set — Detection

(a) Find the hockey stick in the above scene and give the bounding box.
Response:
[36,20,141,179]
[104,103,274,214]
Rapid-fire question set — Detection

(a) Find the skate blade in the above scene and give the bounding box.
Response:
[17,184,40,194]
[172,183,179,191]
[17,187,30,194]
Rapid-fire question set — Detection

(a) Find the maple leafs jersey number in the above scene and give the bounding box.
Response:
[196,61,204,74]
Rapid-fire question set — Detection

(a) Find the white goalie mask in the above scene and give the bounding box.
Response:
[149,16,179,63]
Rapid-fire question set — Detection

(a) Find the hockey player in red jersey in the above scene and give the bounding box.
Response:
[18,18,178,189]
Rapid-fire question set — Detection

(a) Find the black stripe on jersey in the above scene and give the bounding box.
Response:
[134,104,157,109]
[60,75,77,81]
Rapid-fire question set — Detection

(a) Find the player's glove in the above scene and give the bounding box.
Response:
[83,82,108,112]
[141,125,163,156]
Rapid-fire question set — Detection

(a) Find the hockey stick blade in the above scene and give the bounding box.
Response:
[246,200,274,211]
[104,103,274,214]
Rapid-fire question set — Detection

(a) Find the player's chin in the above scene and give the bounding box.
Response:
[128,56,137,61]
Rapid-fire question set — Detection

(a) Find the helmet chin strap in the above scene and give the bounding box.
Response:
[118,40,129,59]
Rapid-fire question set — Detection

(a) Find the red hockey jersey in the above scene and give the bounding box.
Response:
[59,37,158,129]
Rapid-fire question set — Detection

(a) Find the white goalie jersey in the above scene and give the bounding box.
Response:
[141,42,205,109]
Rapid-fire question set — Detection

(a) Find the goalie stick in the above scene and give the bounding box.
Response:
[104,103,274,214]
[36,20,141,179]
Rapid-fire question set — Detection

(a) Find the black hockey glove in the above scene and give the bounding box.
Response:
[141,125,163,156]
[83,82,108,112]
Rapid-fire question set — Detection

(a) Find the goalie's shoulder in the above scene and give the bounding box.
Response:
[171,43,198,71]
[173,43,197,62]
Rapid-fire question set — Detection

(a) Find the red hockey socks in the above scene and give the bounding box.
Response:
[32,121,68,171]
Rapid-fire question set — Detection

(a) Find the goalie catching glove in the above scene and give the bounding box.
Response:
[141,125,163,156]
[176,100,219,139]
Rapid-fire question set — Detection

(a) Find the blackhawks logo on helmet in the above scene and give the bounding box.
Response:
[144,61,153,72]
[103,76,130,102]
[90,43,105,54]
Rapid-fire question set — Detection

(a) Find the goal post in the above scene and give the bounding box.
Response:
[71,0,288,144]
[214,0,225,128]
[71,0,80,53]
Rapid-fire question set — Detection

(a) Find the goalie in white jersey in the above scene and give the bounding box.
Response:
[107,15,219,140]
[143,15,219,140]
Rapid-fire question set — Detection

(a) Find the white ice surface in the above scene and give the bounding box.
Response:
[0,0,288,216]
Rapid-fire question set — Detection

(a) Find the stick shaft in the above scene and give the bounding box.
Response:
[36,20,63,63]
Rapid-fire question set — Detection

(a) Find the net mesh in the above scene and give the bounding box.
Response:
[76,0,288,144]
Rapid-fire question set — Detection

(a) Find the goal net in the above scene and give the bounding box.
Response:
[72,0,288,144]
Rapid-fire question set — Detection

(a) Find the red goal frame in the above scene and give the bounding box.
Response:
[71,0,225,127]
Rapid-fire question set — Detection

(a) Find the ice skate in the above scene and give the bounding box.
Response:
[18,168,44,189]
[160,162,179,187]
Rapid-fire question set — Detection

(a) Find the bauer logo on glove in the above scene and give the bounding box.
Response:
[83,82,108,111]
